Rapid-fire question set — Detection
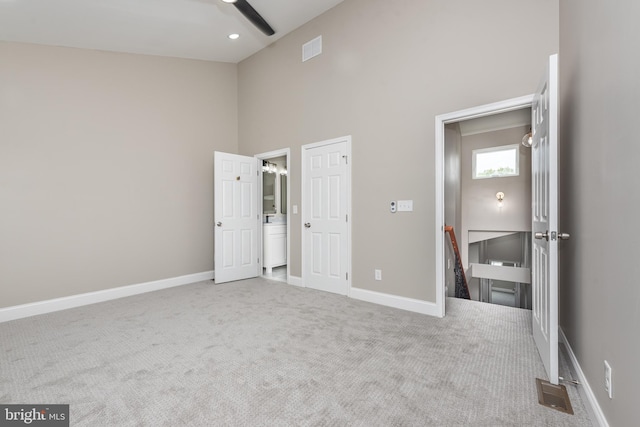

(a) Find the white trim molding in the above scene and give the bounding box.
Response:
[288,275,304,287]
[434,95,534,318]
[350,287,441,317]
[0,271,214,323]
[559,328,610,427]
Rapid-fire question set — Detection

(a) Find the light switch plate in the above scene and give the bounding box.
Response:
[293,205,298,214]
[397,200,413,212]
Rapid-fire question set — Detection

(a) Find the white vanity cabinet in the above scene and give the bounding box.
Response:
[263,224,286,275]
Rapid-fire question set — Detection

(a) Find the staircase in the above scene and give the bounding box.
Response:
[444,226,470,299]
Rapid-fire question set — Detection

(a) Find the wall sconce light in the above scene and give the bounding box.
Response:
[522,129,533,148]
[496,191,505,208]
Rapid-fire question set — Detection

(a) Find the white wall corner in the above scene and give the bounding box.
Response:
[0,271,214,323]
[350,287,442,318]
[559,328,610,427]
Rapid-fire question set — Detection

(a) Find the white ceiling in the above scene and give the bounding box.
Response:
[0,0,344,63]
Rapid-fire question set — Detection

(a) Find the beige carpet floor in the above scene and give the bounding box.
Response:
[0,277,592,426]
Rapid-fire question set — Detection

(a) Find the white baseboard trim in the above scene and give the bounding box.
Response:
[0,270,214,323]
[288,275,304,287]
[559,328,609,427]
[350,287,441,317]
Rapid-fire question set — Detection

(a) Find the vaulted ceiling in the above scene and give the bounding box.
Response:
[0,0,344,63]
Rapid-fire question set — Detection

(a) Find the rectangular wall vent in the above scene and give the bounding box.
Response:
[302,36,322,62]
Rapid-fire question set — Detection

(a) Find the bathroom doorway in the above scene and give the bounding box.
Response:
[256,149,290,283]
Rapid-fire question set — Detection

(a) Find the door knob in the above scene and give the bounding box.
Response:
[304,223,311,228]
[535,231,570,241]
[534,231,549,241]
[216,222,222,227]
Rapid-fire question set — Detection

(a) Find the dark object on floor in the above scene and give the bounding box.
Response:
[454,256,470,299]
[536,378,574,415]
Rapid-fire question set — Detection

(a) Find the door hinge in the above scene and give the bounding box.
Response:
[346,272,349,280]
[258,258,260,263]
[346,214,348,222]
[342,155,348,164]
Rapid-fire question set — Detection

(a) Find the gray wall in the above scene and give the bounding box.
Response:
[238,0,559,302]
[559,0,640,424]
[0,42,238,308]
[444,123,462,297]
[484,233,526,266]
[460,126,532,267]
[444,123,462,236]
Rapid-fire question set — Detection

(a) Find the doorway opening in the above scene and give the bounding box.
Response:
[256,149,290,283]
[437,55,559,383]
[447,111,533,309]
[435,95,534,317]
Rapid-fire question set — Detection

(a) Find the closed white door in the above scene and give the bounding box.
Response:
[532,54,567,385]
[302,137,351,295]
[214,152,259,284]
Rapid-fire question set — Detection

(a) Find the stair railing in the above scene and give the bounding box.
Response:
[444,225,470,299]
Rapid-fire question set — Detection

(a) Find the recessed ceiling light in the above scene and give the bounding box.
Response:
[228,33,240,40]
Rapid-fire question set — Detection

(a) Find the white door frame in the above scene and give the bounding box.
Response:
[255,148,291,283]
[301,135,352,295]
[434,95,534,317]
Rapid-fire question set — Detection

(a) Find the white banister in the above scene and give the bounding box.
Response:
[469,263,531,284]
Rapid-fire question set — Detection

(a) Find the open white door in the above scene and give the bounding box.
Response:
[214,152,259,284]
[302,137,351,295]
[532,54,567,385]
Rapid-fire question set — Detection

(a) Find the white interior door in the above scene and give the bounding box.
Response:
[532,54,561,384]
[214,152,259,284]
[302,137,351,295]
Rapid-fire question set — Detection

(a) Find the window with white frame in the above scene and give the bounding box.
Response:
[472,144,519,179]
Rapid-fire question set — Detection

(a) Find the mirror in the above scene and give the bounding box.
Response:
[263,172,276,214]
[280,174,287,214]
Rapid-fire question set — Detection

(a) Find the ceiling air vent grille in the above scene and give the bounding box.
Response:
[302,36,322,62]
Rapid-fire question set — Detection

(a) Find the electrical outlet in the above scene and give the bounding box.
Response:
[374,269,382,281]
[604,360,612,399]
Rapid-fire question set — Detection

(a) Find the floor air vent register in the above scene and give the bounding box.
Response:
[536,378,574,415]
